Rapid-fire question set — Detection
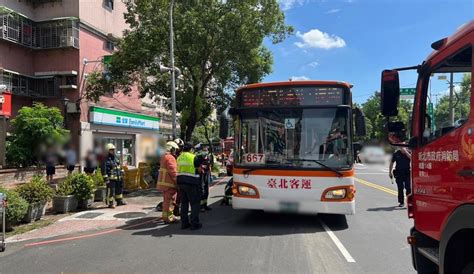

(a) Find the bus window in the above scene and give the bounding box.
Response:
[237,108,351,168]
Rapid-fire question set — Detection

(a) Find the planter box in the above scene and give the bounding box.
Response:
[77,197,94,210]
[52,195,78,213]
[94,187,106,202]
[23,202,47,223]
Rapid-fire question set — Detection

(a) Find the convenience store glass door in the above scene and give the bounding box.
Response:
[100,136,135,167]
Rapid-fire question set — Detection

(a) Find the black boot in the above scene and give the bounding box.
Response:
[116,199,128,206]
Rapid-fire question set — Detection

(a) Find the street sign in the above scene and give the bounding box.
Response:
[103,55,113,65]
[400,88,416,100]
[428,102,435,129]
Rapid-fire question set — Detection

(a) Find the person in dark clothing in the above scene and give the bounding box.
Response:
[177,143,205,230]
[84,150,97,175]
[389,147,412,207]
[196,145,213,212]
[102,143,127,208]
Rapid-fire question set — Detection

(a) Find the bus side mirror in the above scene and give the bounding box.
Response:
[354,108,367,136]
[381,70,400,117]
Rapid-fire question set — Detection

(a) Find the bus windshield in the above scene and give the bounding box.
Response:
[236,107,352,169]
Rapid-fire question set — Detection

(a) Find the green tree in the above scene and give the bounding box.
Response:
[434,74,471,128]
[86,0,293,141]
[6,103,69,167]
[361,91,412,142]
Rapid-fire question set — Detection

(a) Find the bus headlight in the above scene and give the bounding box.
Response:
[321,185,355,201]
[324,189,346,199]
[238,185,257,196]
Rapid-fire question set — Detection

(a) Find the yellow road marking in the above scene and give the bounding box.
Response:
[355,177,397,196]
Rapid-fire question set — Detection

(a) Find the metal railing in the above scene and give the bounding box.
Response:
[0,9,79,49]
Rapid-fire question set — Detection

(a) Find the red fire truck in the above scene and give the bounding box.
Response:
[380,21,473,273]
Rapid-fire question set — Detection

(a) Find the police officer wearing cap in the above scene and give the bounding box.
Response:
[177,143,204,230]
[388,131,412,207]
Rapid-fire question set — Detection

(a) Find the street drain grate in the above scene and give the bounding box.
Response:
[76,212,104,219]
[113,212,146,219]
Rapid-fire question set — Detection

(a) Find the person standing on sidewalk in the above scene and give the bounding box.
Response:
[177,143,203,230]
[103,143,127,208]
[196,145,213,212]
[389,147,412,207]
[157,141,179,224]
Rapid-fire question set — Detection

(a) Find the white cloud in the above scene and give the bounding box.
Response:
[278,0,308,11]
[325,8,340,14]
[307,61,319,68]
[294,29,346,49]
[290,76,310,81]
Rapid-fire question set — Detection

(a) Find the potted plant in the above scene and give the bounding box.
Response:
[52,178,78,213]
[69,173,96,209]
[17,175,54,223]
[91,169,107,202]
[0,188,28,231]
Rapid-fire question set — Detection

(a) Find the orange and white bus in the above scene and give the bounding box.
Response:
[229,80,366,215]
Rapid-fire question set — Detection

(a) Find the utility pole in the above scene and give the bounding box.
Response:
[448,72,455,126]
[169,0,177,139]
[0,116,5,167]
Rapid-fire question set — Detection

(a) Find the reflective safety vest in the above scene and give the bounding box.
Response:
[177,152,198,178]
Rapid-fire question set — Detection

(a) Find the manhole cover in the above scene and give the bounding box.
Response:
[76,212,104,219]
[113,212,146,219]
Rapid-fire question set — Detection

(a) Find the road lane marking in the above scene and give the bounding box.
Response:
[319,219,356,263]
[354,177,397,196]
[24,176,231,248]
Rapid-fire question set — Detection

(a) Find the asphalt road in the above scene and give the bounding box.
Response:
[0,164,414,274]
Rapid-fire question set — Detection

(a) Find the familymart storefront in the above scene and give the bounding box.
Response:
[81,106,161,167]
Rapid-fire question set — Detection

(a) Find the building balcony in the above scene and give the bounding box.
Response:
[0,69,77,98]
[0,7,79,49]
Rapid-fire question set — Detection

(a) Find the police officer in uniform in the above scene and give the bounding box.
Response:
[177,143,204,230]
[389,147,411,207]
[102,143,127,208]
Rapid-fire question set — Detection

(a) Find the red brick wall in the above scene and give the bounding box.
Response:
[0,42,35,75]
[33,48,79,76]
[79,29,143,122]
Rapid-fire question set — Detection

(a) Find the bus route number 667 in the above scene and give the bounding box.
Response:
[244,153,265,164]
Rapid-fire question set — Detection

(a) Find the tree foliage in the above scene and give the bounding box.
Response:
[434,74,471,128]
[6,103,69,167]
[361,91,412,142]
[191,119,220,146]
[85,0,292,141]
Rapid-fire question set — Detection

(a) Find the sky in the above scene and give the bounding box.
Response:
[264,0,474,104]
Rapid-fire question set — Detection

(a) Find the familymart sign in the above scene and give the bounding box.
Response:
[90,107,160,130]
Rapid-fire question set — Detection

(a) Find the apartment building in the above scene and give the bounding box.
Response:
[0,0,173,167]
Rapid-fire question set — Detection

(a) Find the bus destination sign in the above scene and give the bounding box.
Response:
[239,87,345,107]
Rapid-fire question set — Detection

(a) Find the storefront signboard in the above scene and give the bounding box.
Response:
[90,106,160,130]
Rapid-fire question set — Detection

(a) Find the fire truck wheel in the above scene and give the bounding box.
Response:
[461,262,474,274]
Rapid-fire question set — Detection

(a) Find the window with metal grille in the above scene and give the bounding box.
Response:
[105,40,114,51]
[0,11,79,49]
[104,0,114,10]
[0,71,60,97]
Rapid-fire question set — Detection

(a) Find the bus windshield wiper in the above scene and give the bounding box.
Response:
[287,158,344,177]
